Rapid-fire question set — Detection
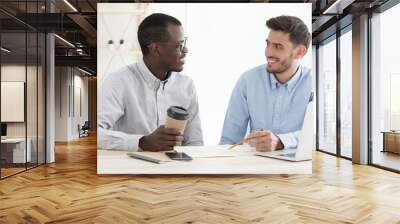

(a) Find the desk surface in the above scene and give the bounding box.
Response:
[381,131,400,134]
[97,148,312,175]
[1,138,26,143]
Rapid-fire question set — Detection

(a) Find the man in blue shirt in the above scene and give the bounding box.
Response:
[220,15,312,152]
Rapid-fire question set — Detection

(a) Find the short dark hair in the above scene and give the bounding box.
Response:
[266,15,311,49]
[137,13,182,56]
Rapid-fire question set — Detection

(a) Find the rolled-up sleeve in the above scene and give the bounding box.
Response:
[277,131,300,149]
[278,95,313,150]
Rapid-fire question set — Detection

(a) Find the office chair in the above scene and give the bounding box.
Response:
[79,121,90,138]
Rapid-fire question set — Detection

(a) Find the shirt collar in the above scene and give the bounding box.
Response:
[137,58,170,90]
[269,71,279,90]
[269,65,302,92]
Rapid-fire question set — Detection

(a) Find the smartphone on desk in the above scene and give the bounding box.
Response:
[165,152,193,161]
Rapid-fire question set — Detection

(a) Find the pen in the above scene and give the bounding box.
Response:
[228,128,265,150]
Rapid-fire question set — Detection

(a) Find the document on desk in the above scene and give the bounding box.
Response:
[174,145,256,158]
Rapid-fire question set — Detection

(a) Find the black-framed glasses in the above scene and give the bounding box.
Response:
[155,37,187,52]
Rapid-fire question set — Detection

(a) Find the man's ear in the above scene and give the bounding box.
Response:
[293,45,307,59]
[148,43,161,56]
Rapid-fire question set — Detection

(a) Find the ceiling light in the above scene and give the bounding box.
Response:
[1,47,11,53]
[78,67,93,76]
[323,0,355,15]
[54,34,75,48]
[63,0,78,12]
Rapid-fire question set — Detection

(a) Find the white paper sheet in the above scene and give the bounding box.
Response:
[174,145,256,158]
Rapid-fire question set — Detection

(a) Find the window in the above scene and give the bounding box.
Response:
[340,28,352,158]
[0,1,47,179]
[371,3,400,171]
[317,36,337,155]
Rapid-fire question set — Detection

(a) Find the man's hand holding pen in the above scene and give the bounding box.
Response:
[245,130,284,152]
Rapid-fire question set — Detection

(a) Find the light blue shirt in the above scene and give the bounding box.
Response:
[220,64,312,149]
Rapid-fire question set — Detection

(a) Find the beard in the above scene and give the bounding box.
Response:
[266,54,293,74]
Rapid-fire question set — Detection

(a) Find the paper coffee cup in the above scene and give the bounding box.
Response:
[165,106,189,133]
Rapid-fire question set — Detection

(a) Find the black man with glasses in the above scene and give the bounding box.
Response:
[98,13,203,152]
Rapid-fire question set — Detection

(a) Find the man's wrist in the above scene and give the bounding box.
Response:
[276,138,284,150]
[139,136,147,150]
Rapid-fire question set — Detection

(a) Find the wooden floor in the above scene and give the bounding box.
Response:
[1,135,400,224]
[1,163,46,178]
[373,151,400,171]
[0,167,26,178]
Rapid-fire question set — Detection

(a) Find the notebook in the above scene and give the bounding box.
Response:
[127,151,173,164]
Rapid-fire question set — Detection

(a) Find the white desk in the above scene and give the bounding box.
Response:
[1,138,31,163]
[97,147,312,174]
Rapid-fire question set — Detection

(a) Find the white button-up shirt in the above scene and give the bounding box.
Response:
[98,59,204,151]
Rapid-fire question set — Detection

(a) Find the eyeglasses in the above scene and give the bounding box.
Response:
[156,37,187,52]
[177,37,187,52]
